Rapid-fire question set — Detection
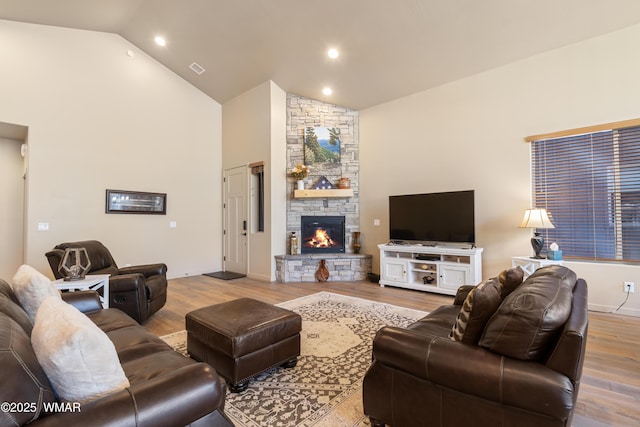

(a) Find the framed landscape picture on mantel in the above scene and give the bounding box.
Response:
[304,127,341,165]
[106,189,167,214]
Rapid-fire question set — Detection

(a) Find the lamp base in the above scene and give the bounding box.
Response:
[531,233,545,259]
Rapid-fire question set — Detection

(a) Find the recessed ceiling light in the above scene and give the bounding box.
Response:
[154,36,166,47]
[323,87,333,96]
[327,48,339,59]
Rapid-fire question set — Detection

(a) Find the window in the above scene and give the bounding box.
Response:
[528,120,640,262]
[250,162,265,232]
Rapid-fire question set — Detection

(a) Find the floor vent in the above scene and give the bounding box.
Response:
[189,62,206,75]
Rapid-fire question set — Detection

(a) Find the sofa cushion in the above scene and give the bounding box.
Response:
[31,296,130,403]
[449,278,502,344]
[479,265,577,361]
[497,266,525,299]
[11,264,61,323]
[0,314,56,425]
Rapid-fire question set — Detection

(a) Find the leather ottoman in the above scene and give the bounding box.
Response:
[186,298,302,392]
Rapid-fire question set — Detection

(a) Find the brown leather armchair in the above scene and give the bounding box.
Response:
[363,266,588,427]
[46,240,167,323]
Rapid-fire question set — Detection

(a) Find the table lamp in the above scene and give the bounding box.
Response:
[519,208,555,259]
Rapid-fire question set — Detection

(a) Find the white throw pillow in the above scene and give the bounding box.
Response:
[11,264,61,323]
[31,296,130,403]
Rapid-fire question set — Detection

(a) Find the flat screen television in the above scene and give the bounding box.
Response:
[389,190,475,245]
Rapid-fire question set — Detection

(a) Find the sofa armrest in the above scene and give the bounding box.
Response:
[32,363,226,427]
[372,326,576,420]
[118,263,167,279]
[61,291,103,313]
[453,285,475,305]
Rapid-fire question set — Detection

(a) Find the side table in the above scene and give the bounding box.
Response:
[53,274,110,308]
[511,256,564,278]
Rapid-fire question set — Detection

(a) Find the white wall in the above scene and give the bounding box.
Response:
[222,81,286,281]
[360,24,640,316]
[0,20,222,279]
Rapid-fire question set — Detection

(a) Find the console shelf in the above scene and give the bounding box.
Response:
[378,244,483,295]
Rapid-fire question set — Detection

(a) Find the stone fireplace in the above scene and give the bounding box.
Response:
[301,216,345,254]
[275,94,371,283]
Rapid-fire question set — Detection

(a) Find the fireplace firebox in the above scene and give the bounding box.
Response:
[301,216,345,254]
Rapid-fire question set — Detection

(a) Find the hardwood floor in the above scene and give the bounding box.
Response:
[145,275,640,427]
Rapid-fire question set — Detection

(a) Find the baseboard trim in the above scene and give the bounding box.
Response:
[589,303,640,317]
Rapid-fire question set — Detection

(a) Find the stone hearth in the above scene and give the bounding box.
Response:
[275,254,372,283]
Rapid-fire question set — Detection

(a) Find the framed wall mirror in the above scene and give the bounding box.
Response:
[106,189,167,214]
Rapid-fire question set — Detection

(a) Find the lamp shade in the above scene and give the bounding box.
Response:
[519,208,555,229]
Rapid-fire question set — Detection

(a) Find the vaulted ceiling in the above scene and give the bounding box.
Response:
[2,0,640,110]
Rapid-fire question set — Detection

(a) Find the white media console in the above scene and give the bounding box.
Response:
[378,243,483,295]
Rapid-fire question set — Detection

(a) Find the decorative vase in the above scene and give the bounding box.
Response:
[353,231,361,254]
[297,180,305,190]
[315,259,330,282]
[338,177,351,189]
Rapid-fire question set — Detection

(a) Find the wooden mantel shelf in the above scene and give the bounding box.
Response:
[293,189,354,198]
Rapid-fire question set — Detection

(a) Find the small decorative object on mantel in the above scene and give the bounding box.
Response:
[338,177,350,189]
[312,176,335,190]
[290,164,309,190]
[352,231,361,254]
[315,259,330,282]
[58,247,91,281]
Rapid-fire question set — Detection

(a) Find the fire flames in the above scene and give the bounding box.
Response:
[305,228,336,248]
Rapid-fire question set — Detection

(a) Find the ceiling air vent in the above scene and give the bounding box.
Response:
[189,62,206,75]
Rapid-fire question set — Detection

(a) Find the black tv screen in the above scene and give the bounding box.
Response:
[389,190,475,244]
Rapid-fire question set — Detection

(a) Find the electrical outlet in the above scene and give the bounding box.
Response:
[624,282,635,293]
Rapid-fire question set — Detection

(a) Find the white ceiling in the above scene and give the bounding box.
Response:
[2,0,640,110]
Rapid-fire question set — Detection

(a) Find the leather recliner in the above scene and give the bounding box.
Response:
[46,240,167,323]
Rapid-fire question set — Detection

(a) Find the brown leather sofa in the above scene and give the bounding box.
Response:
[45,240,167,323]
[0,278,234,427]
[363,265,588,427]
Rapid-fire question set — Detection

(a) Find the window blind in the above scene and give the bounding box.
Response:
[530,124,640,262]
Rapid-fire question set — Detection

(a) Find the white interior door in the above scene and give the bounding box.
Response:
[223,166,248,274]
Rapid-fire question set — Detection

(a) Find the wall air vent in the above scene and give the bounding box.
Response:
[189,62,206,75]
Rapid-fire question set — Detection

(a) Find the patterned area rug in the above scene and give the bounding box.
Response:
[161,292,427,427]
